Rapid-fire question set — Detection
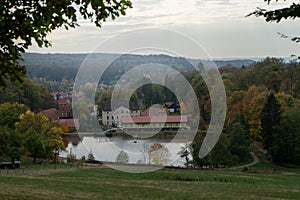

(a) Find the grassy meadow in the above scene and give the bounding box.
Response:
[0,162,299,200]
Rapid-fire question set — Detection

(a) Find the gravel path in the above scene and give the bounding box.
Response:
[230,152,259,169]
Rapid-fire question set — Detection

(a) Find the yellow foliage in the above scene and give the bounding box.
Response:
[60,123,70,133]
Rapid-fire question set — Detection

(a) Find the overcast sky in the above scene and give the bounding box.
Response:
[28,0,300,59]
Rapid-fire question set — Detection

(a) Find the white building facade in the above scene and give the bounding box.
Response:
[102,105,140,127]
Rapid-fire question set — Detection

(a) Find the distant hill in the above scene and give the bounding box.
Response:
[187,58,256,68]
[21,53,256,83]
[21,53,86,68]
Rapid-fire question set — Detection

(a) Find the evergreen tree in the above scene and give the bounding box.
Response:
[209,134,233,167]
[190,132,209,168]
[227,113,251,164]
[274,106,300,164]
[261,94,281,159]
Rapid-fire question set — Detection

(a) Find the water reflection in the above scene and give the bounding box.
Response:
[60,135,191,167]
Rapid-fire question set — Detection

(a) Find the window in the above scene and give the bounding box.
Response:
[107,116,109,120]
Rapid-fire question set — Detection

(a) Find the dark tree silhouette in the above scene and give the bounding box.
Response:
[261,93,281,159]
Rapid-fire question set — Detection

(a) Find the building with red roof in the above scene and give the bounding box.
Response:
[40,108,60,120]
[121,115,188,131]
[58,119,79,132]
[40,106,78,132]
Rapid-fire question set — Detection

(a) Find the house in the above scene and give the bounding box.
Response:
[51,98,73,119]
[40,108,60,120]
[102,104,140,127]
[40,107,78,132]
[58,118,79,132]
[121,115,188,131]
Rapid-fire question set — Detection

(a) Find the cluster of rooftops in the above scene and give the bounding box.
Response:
[40,95,189,132]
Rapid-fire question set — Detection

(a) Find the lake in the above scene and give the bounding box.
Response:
[60,134,191,167]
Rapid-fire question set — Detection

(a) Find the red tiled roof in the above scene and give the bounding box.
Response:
[57,98,69,104]
[122,115,187,124]
[58,119,79,128]
[40,108,59,120]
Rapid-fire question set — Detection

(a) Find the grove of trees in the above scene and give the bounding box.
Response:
[0,102,65,164]
[0,78,55,112]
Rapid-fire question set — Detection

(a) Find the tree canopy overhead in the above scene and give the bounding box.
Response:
[248,0,300,43]
[249,1,300,23]
[0,0,132,86]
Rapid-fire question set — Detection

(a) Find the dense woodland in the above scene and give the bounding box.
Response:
[1,56,300,167]
[0,78,55,112]
[190,57,300,167]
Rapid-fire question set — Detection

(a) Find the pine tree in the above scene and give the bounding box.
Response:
[227,113,251,164]
[261,94,281,159]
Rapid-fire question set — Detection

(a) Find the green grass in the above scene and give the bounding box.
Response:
[249,151,300,173]
[0,164,299,200]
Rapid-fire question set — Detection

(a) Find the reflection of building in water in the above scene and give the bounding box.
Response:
[61,136,188,167]
[96,137,110,143]
[121,115,188,131]
[63,134,81,146]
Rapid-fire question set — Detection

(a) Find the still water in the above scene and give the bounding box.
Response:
[60,135,191,167]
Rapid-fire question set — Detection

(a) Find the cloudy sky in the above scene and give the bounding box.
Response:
[28,0,300,59]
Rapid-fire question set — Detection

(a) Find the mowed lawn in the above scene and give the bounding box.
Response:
[0,165,299,200]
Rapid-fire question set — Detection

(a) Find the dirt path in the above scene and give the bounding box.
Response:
[230,152,259,169]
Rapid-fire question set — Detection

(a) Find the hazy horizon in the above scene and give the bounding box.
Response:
[28,0,300,59]
[23,51,286,62]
